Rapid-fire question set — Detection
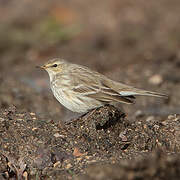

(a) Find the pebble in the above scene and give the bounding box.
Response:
[23,171,28,180]
[0,118,5,122]
[65,163,72,169]
[30,112,36,116]
[168,115,175,120]
[53,161,61,168]
[168,114,179,121]
[17,113,25,117]
[119,130,128,142]
[85,156,92,160]
[146,116,155,122]
[161,121,168,126]
[135,110,144,118]
[76,157,83,162]
[17,118,23,121]
[53,133,61,138]
[149,74,163,85]
[32,127,38,131]
[154,124,159,130]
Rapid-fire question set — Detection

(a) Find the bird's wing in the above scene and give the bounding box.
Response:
[69,68,134,104]
[103,78,168,98]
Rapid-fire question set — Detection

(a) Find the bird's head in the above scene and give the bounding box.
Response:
[37,58,67,80]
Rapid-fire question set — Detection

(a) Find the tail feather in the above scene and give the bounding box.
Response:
[138,90,168,98]
[120,89,168,98]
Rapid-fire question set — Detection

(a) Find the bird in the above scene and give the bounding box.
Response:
[37,58,168,113]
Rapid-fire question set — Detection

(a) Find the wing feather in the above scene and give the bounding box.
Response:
[70,68,134,104]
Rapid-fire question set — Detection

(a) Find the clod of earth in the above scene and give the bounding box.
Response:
[0,105,180,179]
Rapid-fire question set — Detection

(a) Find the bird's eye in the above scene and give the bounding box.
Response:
[52,64,57,67]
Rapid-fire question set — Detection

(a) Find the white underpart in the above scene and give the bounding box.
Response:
[46,69,57,81]
[51,83,102,113]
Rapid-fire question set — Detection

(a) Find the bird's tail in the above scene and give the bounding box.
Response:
[120,88,168,98]
[138,90,168,98]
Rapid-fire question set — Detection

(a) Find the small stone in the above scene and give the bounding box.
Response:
[53,161,61,167]
[53,133,61,138]
[30,112,36,116]
[144,124,148,129]
[76,157,83,162]
[168,114,179,121]
[23,171,28,180]
[161,121,168,126]
[149,74,163,85]
[73,147,86,157]
[168,115,175,120]
[17,113,25,117]
[135,110,144,118]
[120,134,128,142]
[119,130,128,142]
[32,127,38,131]
[154,124,159,130]
[17,118,23,121]
[85,156,91,160]
[65,163,72,169]
[146,116,155,122]
[0,118,5,122]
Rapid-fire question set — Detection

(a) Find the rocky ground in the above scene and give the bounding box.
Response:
[0,0,180,179]
[0,105,180,179]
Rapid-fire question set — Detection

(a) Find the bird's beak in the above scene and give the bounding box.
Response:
[36,65,46,69]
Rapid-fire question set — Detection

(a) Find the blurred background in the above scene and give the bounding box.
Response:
[0,0,179,121]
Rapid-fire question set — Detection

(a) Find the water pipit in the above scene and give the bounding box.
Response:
[37,58,168,113]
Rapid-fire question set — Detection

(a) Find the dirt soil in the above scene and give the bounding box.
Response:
[0,0,180,179]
